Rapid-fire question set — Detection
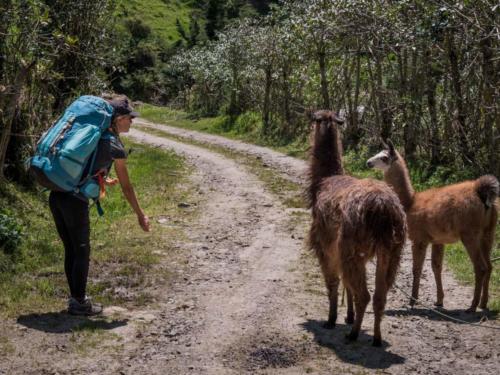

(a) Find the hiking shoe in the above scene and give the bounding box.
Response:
[68,296,103,316]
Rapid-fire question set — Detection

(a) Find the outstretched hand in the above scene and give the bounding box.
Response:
[104,177,119,186]
[138,214,150,232]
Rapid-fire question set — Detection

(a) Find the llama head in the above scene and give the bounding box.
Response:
[366,139,398,171]
[310,110,345,141]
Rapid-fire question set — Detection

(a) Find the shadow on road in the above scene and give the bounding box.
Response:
[17,311,128,334]
[301,319,405,369]
[385,306,498,323]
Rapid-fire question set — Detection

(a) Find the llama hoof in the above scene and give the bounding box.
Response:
[434,302,443,308]
[345,316,354,324]
[345,331,358,342]
[465,307,477,313]
[323,321,336,329]
[372,338,382,347]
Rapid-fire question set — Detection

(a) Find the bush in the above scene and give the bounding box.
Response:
[0,211,23,255]
[409,163,477,191]
[233,111,262,134]
[125,18,152,40]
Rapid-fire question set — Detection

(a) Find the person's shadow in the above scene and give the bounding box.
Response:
[17,311,128,334]
[301,319,405,369]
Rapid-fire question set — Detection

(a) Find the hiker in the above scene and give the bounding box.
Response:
[48,95,150,316]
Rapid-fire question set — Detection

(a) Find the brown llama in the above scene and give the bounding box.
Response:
[307,111,406,346]
[367,140,499,311]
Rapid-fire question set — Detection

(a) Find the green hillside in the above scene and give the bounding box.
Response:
[110,0,277,101]
[116,0,276,46]
[117,0,195,44]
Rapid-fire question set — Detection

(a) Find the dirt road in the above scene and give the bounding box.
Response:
[2,124,498,374]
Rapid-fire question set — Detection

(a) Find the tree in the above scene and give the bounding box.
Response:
[0,1,45,180]
[205,0,224,40]
[165,0,500,176]
[0,0,114,181]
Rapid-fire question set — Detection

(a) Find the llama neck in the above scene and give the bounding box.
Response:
[312,125,344,178]
[384,155,415,210]
[307,125,344,208]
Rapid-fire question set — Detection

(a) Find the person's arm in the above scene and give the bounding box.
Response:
[114,158,150,232]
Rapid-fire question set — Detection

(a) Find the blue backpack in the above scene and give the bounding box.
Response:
[27,95,114,213]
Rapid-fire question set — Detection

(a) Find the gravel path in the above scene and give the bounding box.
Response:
[134,119,307,185]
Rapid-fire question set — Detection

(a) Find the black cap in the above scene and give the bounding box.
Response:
[109,98,140,118]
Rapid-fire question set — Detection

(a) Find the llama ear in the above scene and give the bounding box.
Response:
[306,108,315,121]
[387,139,396,156]
[332,113,345,125]
[381,138,389,149]
[310,110,324,122]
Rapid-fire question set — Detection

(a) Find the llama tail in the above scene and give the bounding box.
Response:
[476,175,499,209]
[370,204,406,288]
[383,242,403,288]
[341,189,407,260]
[363,196,407,252]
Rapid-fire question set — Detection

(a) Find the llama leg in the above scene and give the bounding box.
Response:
[373,256,389,347]
[479,230,495,309]
[344,267,370,342]
[345,289,354,324]
[431,244,445,307]
[319,255,340,329]
[325,276,340,329]
[461,236,483,312]
[410,242,428,307]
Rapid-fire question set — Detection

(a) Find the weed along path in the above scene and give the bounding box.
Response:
[2,127,498,374]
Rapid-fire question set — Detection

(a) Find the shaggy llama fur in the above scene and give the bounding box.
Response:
[307,111,406,346]
[367,140,498,311]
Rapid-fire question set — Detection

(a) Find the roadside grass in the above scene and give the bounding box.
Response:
[135,108,500,314]
[87,140,198,308]
[242,155,304,209]
[0,140,194,319]
[0,335,14,357]
[445,230,500,312]
[69,319,123,355]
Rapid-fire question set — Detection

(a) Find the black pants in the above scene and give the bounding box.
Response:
[49,191,90,301]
